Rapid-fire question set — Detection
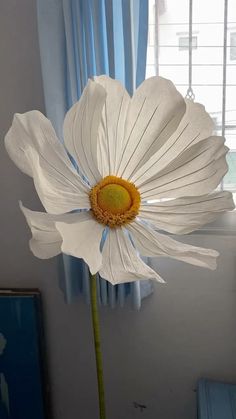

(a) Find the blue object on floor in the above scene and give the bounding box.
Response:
[197,378,236,418]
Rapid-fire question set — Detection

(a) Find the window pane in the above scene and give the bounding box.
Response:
[159,65,188,85]
[192,46,224,65]
[193,0,224,23]
[147,0,236,197]
[192,23,224,47]
[159,24,189,47]
[224,152,236,191]
[189,85,223,115]
[159,46,189,64]
[159,23,224,47]
[146,65,156,78]
[158,0,189,24]
[192,64,224,85]
[147,46,155,65]
[230,33,236,61]
[228,0,236,21]
[226,86,236,121]
[226,86,236,151]
[175,85,188,97]
[227,65,236,84]
[148,24,156,47]
[179,36,198,50]
[225,132,236,150]
[159,47,226,66]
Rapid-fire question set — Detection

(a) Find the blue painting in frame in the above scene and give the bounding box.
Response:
[0,289,50,419]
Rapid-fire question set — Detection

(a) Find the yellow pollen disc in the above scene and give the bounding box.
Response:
[97,184,132,214]
[89,175,141,228]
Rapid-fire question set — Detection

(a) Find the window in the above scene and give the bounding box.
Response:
[178,35,198,50]
[146,0,236,202]
[230,32,236,60]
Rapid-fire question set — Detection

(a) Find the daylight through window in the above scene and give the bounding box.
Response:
[146,0,236,199]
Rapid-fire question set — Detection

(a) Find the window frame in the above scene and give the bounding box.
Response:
[146,0,236,234]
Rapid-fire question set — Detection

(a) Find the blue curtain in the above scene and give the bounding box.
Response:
[37,0,153,309]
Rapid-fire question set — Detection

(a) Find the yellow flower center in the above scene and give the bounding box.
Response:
[97,184,132,214]
[89,175,140,228]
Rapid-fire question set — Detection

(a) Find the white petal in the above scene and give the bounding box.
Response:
[140,191,235,234]
[5,111,90,214]
[127,220,219,270]
[63,79,106,185]
[20,202,63,259]
[28,148,90,214]
[99,228,164,285]
[131,100,214,185]
[140,136,228,200]
[117,76,186,180]
[94,75,130,176]
[55,212,104,275]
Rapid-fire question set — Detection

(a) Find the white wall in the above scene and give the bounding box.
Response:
[0,2,236,419]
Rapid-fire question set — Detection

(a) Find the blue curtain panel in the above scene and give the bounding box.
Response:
[198,378,236,419]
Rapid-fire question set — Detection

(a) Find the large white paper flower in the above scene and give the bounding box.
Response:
[5,76,234,284]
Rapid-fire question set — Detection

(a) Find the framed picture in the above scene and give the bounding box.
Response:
[0,289,50,419]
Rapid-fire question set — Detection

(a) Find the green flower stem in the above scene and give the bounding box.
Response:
[90,273,106,419]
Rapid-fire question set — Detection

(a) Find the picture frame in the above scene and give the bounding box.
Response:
[0,289,51,419]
